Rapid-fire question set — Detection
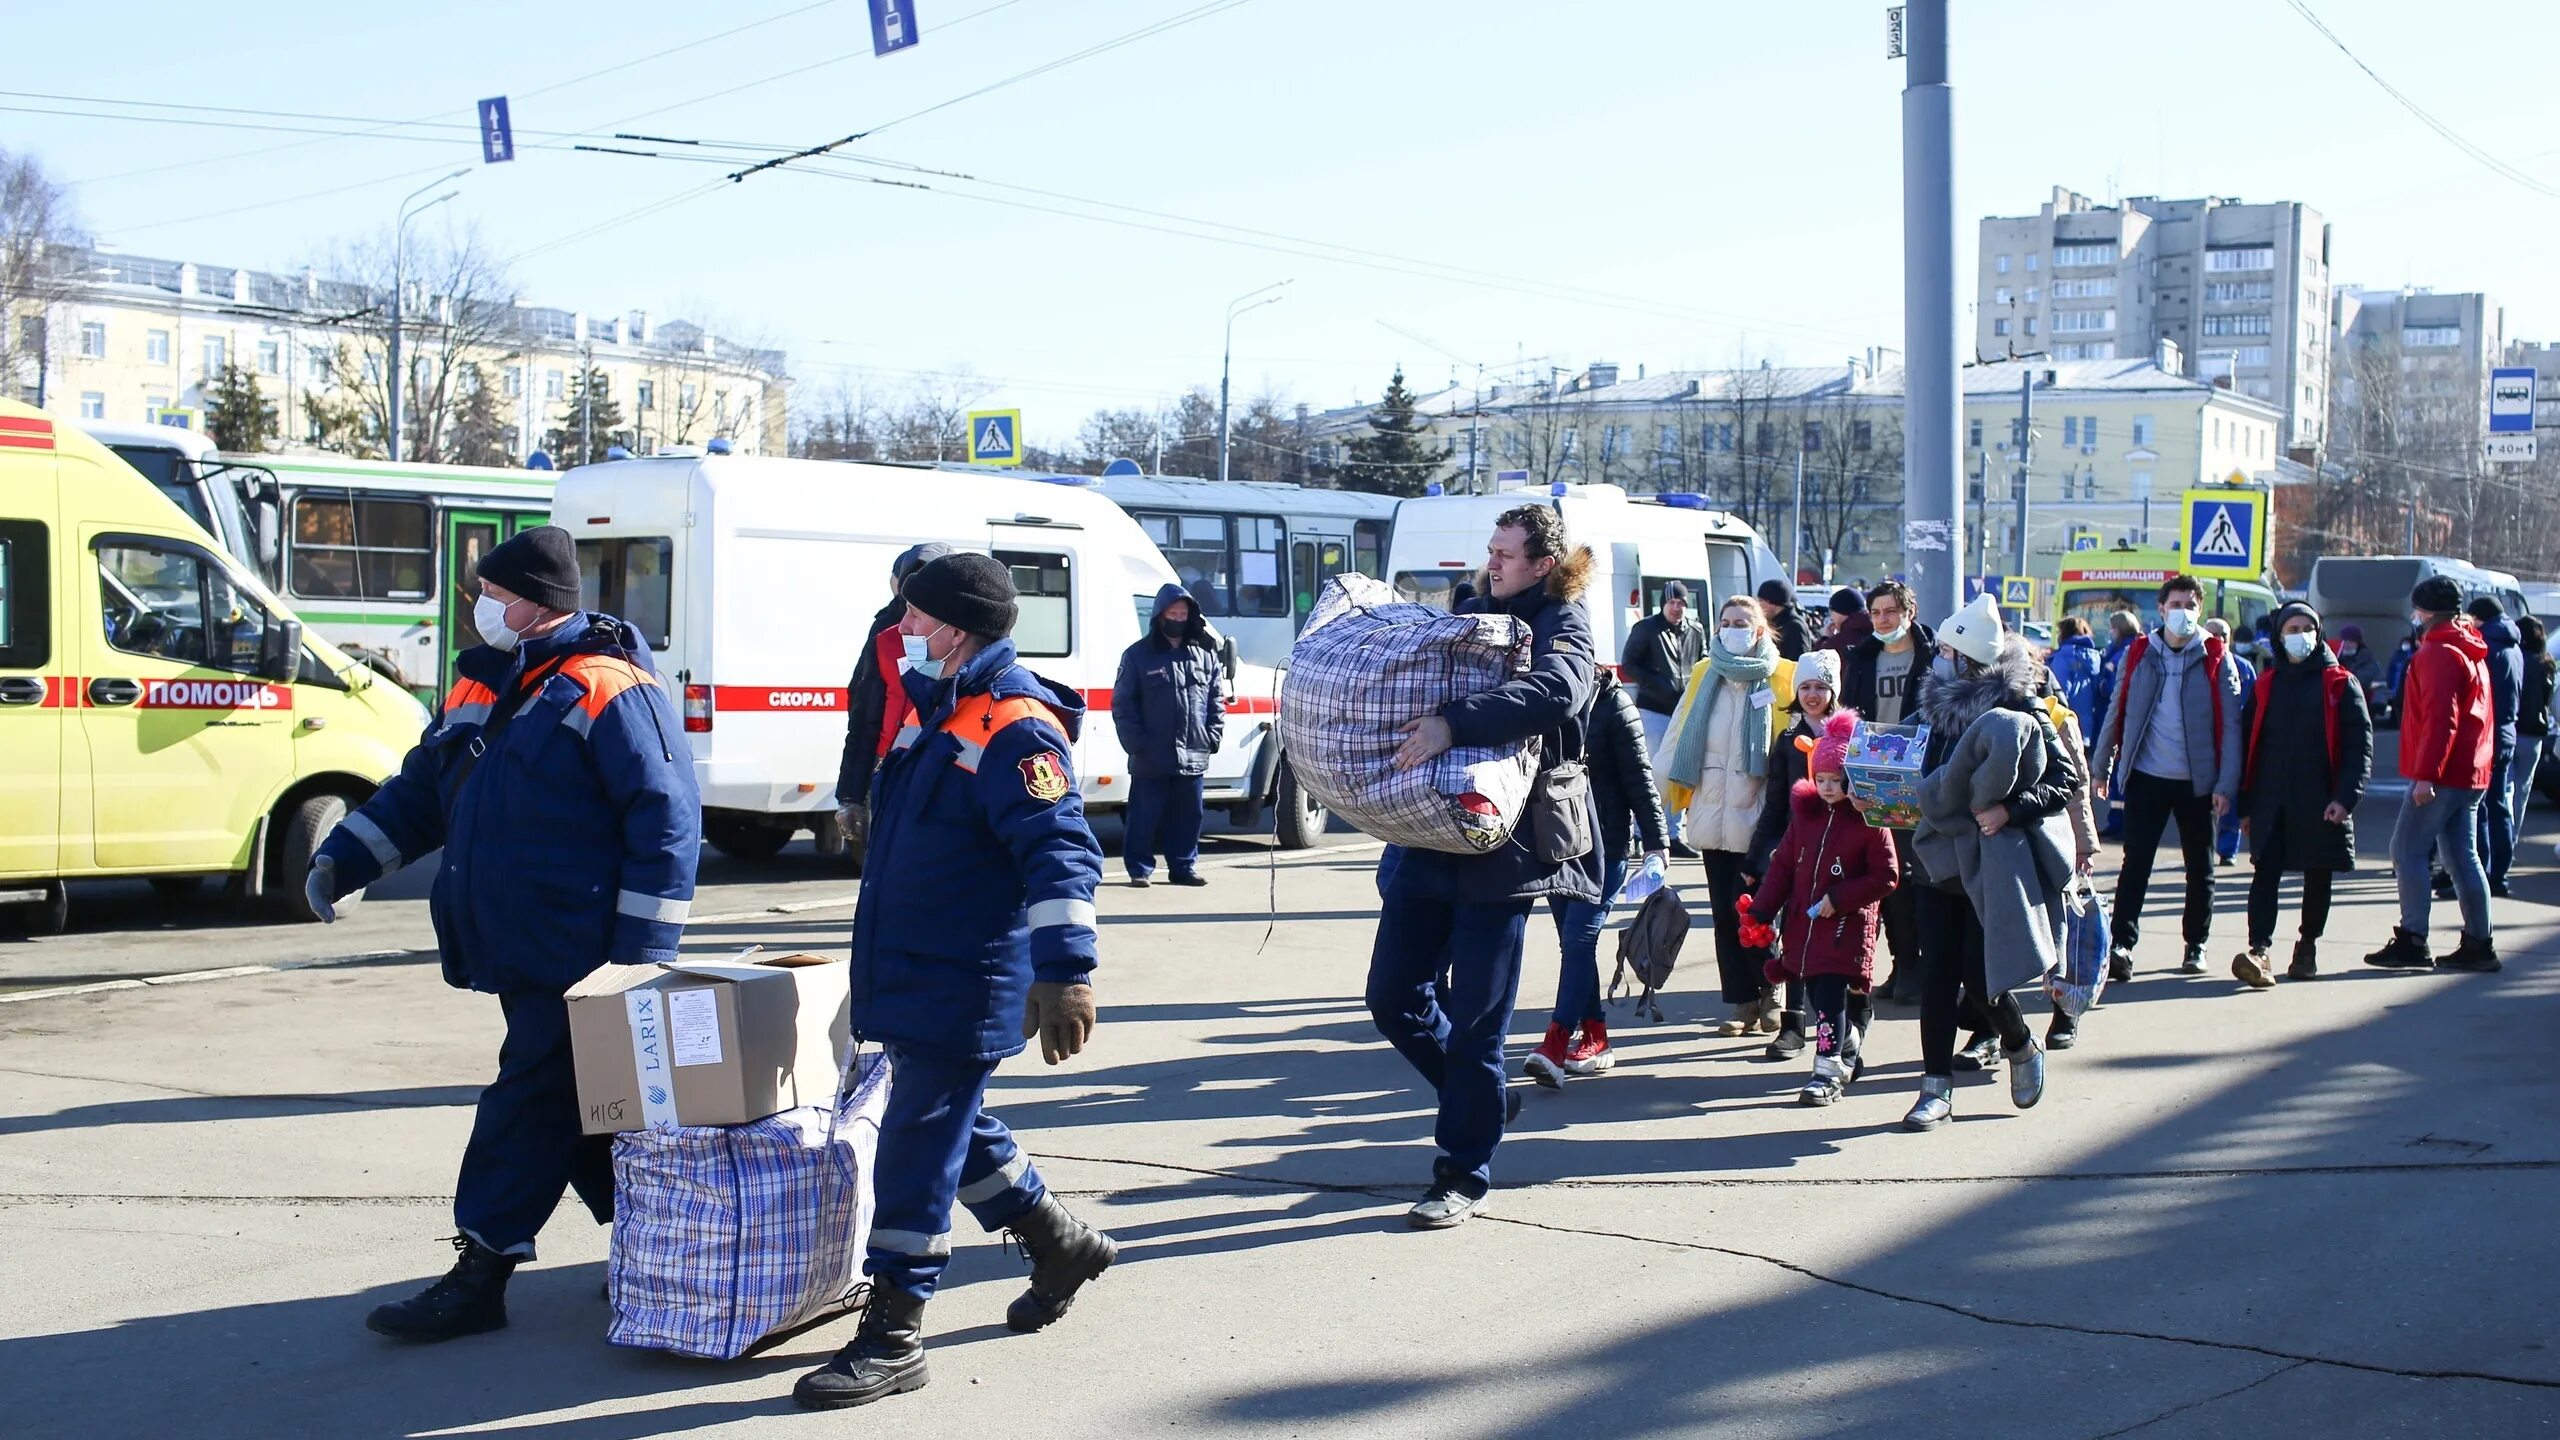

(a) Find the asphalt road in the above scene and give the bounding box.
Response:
[3,763,2555,1439]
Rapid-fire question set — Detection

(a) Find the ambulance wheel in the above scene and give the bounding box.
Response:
[1274,758,1327,850]
[705,815,794,863]
[277,792,358,923]
[2,881,70,937]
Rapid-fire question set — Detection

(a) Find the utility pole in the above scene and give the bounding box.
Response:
[579,339,594,465]
[387,170,465,464]
[2014,370,2034,578]
[1900,0,1961,626]
[1791,446,1806,583]
[1218,280,1290,484]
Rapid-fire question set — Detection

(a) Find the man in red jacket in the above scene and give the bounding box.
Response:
[2368,576,2500,972]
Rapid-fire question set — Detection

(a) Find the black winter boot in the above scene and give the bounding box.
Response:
[366,1235,515,1341]
[2439,934,2502,974]
[1761,1011,1808,1061]
[2287,940,2319,981]
[2363,928,2433,970]
[1004,1194,1118,1333]
[794,1284,930,1410]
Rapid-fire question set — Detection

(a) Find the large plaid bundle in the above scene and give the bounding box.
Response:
[607,1049,889,1359]
[1281,574,1538,854]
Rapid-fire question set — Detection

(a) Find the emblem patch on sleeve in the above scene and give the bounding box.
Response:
[1018,750,1071,803]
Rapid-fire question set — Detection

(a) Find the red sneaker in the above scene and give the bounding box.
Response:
[1563,1019,1615,1076]
[1523,1022,1572,1088]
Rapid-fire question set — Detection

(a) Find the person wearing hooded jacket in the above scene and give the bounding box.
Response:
[1840,580,1933,1002]
[2366,576,2500,974]
[1758,578,1814,661]
[1745,645,1844,1060]
[838,542,954,852]
[2465,596,2524,896]
[1368,505,1600,1230]
[306,527,700,1342]
[1111,583,1225,887]
[1817,586,1875,655]
[2232,602,2371,987]
[796,553,1115,1410]
[1899,594,2074,1132]
[1748,709,1897,1106]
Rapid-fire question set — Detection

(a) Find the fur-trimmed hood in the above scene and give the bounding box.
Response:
[1920,634,2046,737]
[1545,544,1595,603]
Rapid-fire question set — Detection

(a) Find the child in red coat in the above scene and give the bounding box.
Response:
[1741,710,1900,1105]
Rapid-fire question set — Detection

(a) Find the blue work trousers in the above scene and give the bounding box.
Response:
[866,1046,1048,1302]
[2475,743,2518,885]
[1367,891,1531,1197]
[454,991,614,1258]
[2396,786,2491,940]
[1545,858,1627,1027]
[1123,774,1206,880]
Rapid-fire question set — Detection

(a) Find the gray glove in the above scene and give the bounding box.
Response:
[1022,981,1096,1065]
[305,854,339,924]
[836,801,868,849]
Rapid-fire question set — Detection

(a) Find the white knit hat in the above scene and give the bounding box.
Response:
[1940,592,2006,669]
[1794,647,1842,693]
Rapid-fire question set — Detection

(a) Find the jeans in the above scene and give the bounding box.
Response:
[1368,891,1533,1195]
[1914,884,2029,1078]
[2509,740,2544,869]
[1124,773,1206,880]
[454,992,615,1257]
[1545,858,1627,1027]
[1640,707,1683,844]
[2396,786,2491,939]
[2110,769,2219,952]
[866,1047,1048,1301]
[2475,742,2516,887]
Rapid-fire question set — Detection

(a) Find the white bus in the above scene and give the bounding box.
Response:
[1383,483,1785,662]
[1059,473,1399,669]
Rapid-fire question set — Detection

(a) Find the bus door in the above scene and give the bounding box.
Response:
[442,509,503,693]
[1290,531,1352,628]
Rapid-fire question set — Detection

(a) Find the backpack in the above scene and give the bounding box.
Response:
[1606,888,1694,1023]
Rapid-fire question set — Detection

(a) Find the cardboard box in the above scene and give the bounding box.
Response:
[566,950,850,1135]
[1842,720,1931,830]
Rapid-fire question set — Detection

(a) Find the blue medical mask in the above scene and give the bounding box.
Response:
[899,625,952,681]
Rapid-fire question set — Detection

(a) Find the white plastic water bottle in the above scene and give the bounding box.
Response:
[1618,852,1668,905]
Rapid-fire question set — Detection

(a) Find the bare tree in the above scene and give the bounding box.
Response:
[1803,388,1902,575]
[2320,334,2486,566]
[308,223,524,460]
[879,367,991,462]
[0,149,90,405]
[795,379,885,461]
[1073,405,1162,473]
[1711,359,1790,537]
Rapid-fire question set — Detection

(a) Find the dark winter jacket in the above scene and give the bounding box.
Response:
[1914,639,2078,997]
[851,639,1104,1063]
[1587,668,1669,864]
[1745,707,1831,876]
[1840,621,1936,727]
[1621,610,1704,715]
[2522,647,2556,739]
[1111,583,1226,778]
[1768,604,1815,663]
[1387,554,1603,906]
[316,613,700,995]
[2401,620,2496,791]
[1750,783,1899,987]
[2479,615,2523,758]
[1816,610,1874,656]
[2242,643,2371,873]
[2050,633,2105,742]
[838,593,912,805]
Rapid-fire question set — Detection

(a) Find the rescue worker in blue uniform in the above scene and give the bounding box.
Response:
[304,526,699,1342]
[795,552,1115,1411]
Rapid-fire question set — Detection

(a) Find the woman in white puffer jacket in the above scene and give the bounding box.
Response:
[1661,596,1800,1036]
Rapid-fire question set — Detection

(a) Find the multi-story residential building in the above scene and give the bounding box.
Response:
[2334,286,2505,432]
[11,249,788,458]
[1978,186,2332,454]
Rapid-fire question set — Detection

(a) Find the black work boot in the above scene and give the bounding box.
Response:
[2287,940,2319,981]
[366,1235,516,1341]
[2439,934,2503,974]
[794,1283,930,1410]
[1761,1011,1808,1061]
[2363,928,2433,970]
[1003,1193,1118,1333]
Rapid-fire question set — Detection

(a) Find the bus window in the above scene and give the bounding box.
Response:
[1292,539,1317,617]
[1353,519,1387,579]
[1705,542,1749,605]
[289,494,432,600]
[1233,516,1287,617]
[1134,511,1231,616]
[996,549,1072,658]
[578,536,673,649]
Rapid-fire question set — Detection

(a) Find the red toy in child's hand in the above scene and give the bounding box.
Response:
[1734,893,1776,950]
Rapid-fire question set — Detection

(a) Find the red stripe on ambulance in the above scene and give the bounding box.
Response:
[713,686,850,712]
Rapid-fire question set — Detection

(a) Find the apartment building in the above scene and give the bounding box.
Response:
[1978,186,2332,454]
[2334,286,2505,430]
[14,249,788,458]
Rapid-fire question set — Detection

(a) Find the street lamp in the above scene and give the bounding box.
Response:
[1217,280,1290,484]
[387,169,467,462]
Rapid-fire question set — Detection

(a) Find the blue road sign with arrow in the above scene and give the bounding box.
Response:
[477,97,514,163]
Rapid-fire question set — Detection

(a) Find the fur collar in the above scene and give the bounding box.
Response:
[1920,635,2044,735]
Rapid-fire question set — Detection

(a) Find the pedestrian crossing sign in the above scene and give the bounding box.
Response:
[2000,575,2036,609]
[2182,488,2265,581]
[968,409,1023,467]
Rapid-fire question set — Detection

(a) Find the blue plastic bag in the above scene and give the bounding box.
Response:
[2047,881,2110,1018]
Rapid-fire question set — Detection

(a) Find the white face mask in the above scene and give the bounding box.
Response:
[474,593,523,652]
[899,625,953,680]
[2161,606,2199,639]
[1874,620,1909,645]
[2282,631,2316,660]
[1718,626,1757,655]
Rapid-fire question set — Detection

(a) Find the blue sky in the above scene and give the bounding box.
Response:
[14,0,2559,447]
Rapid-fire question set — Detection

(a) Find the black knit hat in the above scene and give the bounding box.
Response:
[1757,578,1794,608]
[903,552,1018,638]
[2465,594,2504,622]
[2412,575,2463,616]
[1828,585,1867,616]
[477,525,582,613]
[2273,600,2322,635]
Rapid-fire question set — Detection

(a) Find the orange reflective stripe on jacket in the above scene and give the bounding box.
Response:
[558,654,662,738]
[939,693,1062,773]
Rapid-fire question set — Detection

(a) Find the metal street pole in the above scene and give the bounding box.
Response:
[580,340,594,464]
[387,170,466,463]
[1218,281,1290,484]
[2014,371,2034,578]
[1900,0,1961,625]
[1791,447,1805,583]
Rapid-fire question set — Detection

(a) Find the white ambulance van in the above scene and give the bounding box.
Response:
[1384,483,1785,662]
[0,402,430,934]
[548,454,1321,860]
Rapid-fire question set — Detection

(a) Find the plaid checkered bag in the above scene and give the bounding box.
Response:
[1281,574,1539,854]
[606,1049,890,1359]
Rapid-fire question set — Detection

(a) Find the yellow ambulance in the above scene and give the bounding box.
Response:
[0,401,429,934]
